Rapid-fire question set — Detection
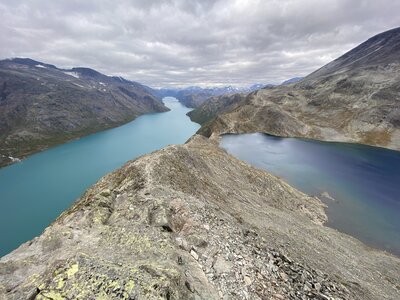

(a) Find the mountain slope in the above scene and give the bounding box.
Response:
[281,77,304,85]
[0,58,168,167]
[306,27,400,80]
[1,136,399,299]
[187,93,252,126]
[190,27,400,150]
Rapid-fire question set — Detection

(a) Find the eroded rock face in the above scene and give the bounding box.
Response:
[0,136,399,299]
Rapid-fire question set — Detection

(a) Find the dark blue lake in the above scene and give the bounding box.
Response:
[221,133,400,256]
[0,97,199,257]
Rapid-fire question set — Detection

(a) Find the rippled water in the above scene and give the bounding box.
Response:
[221,133,400,256]
[0,97,199,256]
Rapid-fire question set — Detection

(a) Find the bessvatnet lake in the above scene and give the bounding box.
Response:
[221,133,400,256]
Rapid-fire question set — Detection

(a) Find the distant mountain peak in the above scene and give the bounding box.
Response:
[5,57,57,69]
[70,67,103,78]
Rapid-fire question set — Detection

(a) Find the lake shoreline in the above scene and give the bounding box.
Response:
[220,132,400,257]
[218,131,400,153]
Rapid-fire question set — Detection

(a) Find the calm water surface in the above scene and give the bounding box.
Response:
[0,97,199,256]
[221,133,400,256]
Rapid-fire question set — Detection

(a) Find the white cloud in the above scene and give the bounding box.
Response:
[0,0,399,87]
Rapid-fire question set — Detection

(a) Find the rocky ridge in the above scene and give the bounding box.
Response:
[189,27,400,150]
[1,135,399,299]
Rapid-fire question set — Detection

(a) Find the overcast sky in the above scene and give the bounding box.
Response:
[0,0,399,87]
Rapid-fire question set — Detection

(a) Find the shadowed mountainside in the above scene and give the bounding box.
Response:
[0,58,168,168]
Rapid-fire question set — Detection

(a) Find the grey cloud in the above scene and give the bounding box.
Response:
[0,0,399,87]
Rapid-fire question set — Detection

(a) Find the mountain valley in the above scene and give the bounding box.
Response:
[0,58,168,168]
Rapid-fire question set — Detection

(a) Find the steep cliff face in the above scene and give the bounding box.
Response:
[1,136,399,299]
[190,27,400,150]
[0,58,169,168]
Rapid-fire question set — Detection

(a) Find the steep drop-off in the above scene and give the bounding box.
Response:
[0,58,168,168]
[189,27,400,150]
[1,136,399,299]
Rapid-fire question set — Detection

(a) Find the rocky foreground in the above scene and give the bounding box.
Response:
[1,135,399,299]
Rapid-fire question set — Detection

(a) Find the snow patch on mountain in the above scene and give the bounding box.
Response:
[63,71,80,79]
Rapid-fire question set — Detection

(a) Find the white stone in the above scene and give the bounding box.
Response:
[190,249,199,261]
[244,275,252,286]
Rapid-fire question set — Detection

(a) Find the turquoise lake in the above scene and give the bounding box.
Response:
[0,97,199,257]
[221,133,400,256]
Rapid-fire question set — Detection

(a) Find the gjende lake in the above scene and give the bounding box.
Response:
[221,133,400,256]
[0,97,199,257]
